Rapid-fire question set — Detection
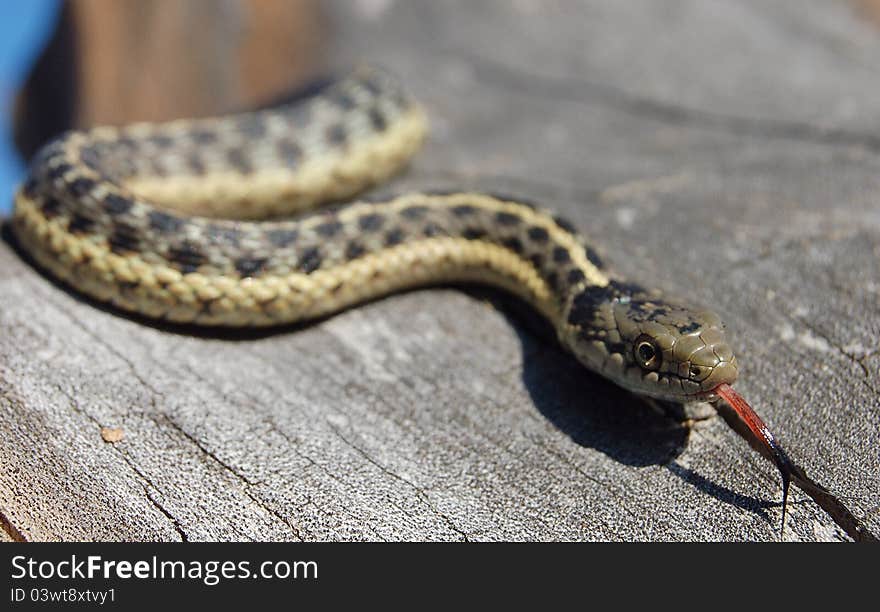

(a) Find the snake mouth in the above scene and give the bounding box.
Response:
[695,388,723,402]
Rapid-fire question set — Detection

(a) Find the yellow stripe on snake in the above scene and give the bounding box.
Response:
[12,67,737,403]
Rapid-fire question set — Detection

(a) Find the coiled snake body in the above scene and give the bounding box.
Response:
[12,68,738,403]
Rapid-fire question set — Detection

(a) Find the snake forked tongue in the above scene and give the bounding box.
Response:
[712,384,880,541]
[714,383,793,536]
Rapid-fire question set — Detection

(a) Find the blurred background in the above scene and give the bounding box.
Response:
[0,1,59,214]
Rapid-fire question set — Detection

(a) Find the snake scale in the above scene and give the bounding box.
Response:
[12,67,738,403]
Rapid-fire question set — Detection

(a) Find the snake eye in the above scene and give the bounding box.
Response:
[634,334,661,371]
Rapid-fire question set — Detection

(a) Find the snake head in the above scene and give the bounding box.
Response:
[563,281,738,402]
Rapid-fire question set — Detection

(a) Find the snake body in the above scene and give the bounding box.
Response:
[12,68,737,402]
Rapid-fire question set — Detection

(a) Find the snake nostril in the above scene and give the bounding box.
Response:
[689,365,703,379]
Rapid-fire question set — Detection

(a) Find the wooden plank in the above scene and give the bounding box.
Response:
[2,0,878,541]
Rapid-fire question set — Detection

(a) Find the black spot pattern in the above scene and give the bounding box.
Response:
[527,226,549,243]
[68,177,96,198]
[226,148,252,173]
[567,284,616,326]
[148,210,185,234]
[190,129,217,144]
[358,213,384,232]
[67,213,95,234]
[315,220,342,237]
[297,247,323,273]
[345,242,366,260]
[148,134,174,148]
[368,107,387,131]
[331,92,356,110]
[21,177,38,198]
[79,147,102,170]
[277,139,301,166]
[463,227,487,240]
[238,116,267,138]
[422,222,444,237]
[187,154,206,175]
[103,193,134,215]
[47,162,73,181]
[167,242,207,272]
[108,223,140,254]
[567,269,586,285]
[385,228,405,246]
[495,211,521,226]
[552,247,570,263]
[40,196,63,218]
[401,205,428,220]
[585,246,604,269]
[115,136,138,149]
[529,254,544,270]
[621,300,658,324]
[326,124,347,146]
[502,237,524,254]
[266,228,298,247]
[235,257,267,277]
[552,215,578,234]
[208,227,242,247]
[679,321,701,334]
[452,204,477,217]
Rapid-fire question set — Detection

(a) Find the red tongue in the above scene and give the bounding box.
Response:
[714,383,792,536]
[715,383,775,446]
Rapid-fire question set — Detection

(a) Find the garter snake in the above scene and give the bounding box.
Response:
[12,67,738,403]
[13,66,879,542]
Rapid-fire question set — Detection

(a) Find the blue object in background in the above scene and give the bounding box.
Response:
[0,1,60,215]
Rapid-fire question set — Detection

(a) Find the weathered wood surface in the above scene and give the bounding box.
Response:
[2,0,879,541]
